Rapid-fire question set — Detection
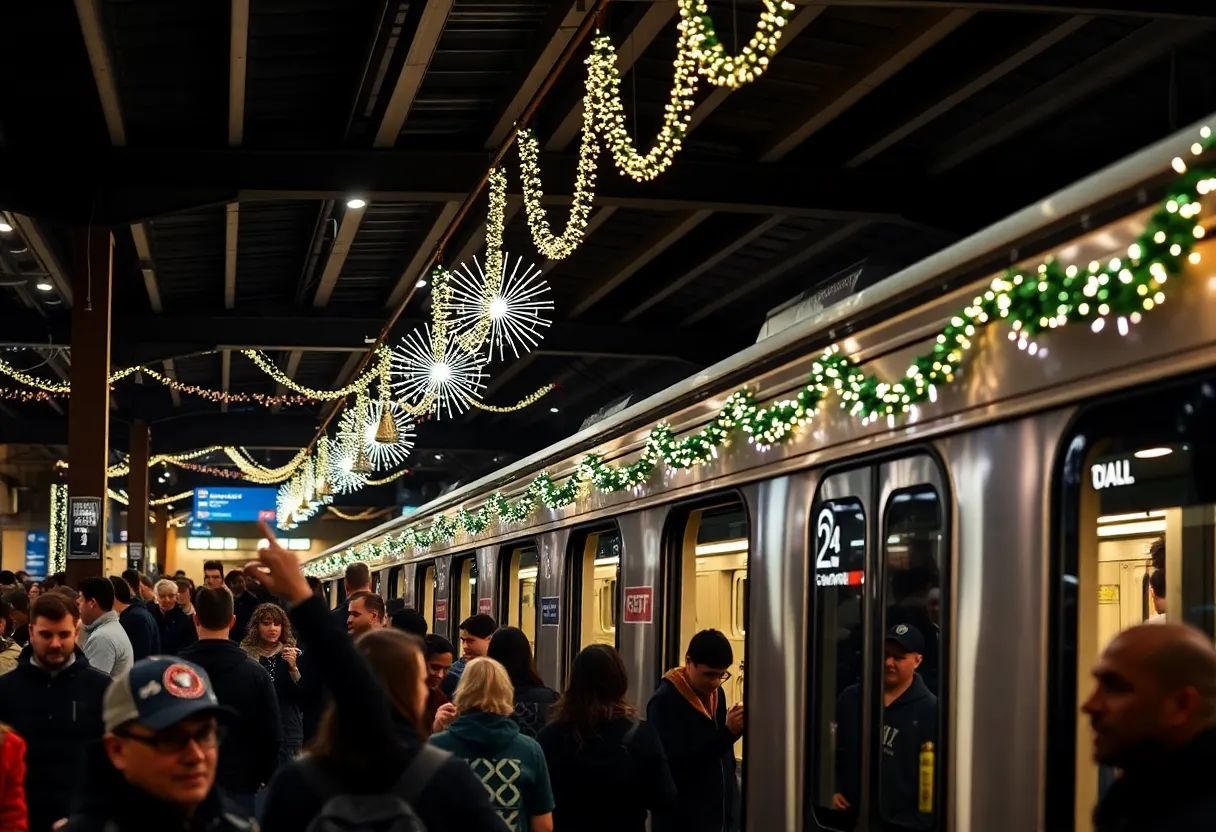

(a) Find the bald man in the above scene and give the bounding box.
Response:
[1083,622,1216,831]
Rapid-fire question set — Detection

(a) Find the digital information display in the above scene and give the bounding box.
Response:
[193,488,276,522]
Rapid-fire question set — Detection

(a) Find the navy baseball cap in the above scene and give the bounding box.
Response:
[886,623,926,654]
[104,657,233,732]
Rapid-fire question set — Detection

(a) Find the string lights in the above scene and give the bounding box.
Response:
[303,128,1215,576]
[518,121,598,260]
[342,398,415,471]
[0,387,64,402]
[241,350,385,400]
[677,0,796,88]
[469,384,558,413]
[49,483,67,575]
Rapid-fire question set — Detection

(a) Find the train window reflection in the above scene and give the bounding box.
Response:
[570,529,621,652]
[454,557,478,624]
[808,497,866,831]
[503,545,540,649]
[420,563,436,632]
[880,486,943,831]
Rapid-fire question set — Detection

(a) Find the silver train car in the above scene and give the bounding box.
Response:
[305,113,1216,831]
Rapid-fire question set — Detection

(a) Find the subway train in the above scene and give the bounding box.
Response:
[304,114,1216,831]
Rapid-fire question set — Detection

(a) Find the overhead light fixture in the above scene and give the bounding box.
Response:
[433,453,443,461]
[1096,519,1167,538]
[1097,510,1166,524]
[416,278,427,288]
[34,281,52,292]
[346,198,367,209]
[1134,447,1173,459]
[0,222,12,233]
[695,539,749,556]
[549,406,559,413]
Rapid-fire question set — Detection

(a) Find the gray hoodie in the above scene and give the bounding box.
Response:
[82,610,134,678]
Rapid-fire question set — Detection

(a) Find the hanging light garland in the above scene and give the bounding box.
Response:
[241,350,385,400]
[0,387,64,402]
[304,131,1215,576]
[469,384,558,413]
[518,118,598,259]
[678,0,796,88]
[49,483,68,575]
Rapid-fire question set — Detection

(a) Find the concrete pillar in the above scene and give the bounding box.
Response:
[155,505,169,577]
[127,422,150,572]
[65,228,113,589]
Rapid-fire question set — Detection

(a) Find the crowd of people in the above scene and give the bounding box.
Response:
[0,527,1211,830]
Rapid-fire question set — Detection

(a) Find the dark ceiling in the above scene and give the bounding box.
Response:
[0,0,1214,512]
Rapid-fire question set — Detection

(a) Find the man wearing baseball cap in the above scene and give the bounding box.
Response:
[60,657,256,831]
[833,623,938,832]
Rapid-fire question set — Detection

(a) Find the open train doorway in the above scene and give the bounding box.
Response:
[664,496,749,773]
[500,542,540,650]
[566,525,623,670]
[418,562,436,633]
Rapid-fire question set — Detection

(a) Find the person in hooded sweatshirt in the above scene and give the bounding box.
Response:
[487,627,558,738]
[61,656,254,832]
[647,629,743,832]
[834,624,938,832]
[179,586,281,817]
[429,656,555,832]
[0,592,110,832]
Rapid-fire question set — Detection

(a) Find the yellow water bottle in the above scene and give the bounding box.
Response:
[919,741,934,814]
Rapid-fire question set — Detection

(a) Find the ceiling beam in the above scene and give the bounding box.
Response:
[760,9,974,162]
[373,0,453,148]
[847,14,1091,167]
[545,2,675,152]
[490,2,591,150]
[271,350,303,415]
[622,214,788,322]
[220,350,232,414]
[129,223,163,313]
[229,0,249,146]
[224,203,239,309]
[568,210,713,318]
[10,215,73,306]
[384,201,460,308]
[805,0,1216,21]
[682,220,872,325]
[311,202,367,307]
[74,0,126,145]
[929,19,1206,175]
[162,359,182,408]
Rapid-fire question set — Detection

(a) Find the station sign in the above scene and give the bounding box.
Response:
[623,586,653,624]
[1091,459,1135,490]
[540,596,560,627]
[69,497,103,560]
[193,488,276,522]
[434,599,448,622]
[478,597,493,615]
[128,541,144,570]
[24,532,47,580]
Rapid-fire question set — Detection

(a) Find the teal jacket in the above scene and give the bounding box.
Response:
[429,710,554,832]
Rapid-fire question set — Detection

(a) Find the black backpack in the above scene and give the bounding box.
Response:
[301,745,452,832]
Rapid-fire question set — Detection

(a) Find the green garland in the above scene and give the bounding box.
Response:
[304,133,1215,578]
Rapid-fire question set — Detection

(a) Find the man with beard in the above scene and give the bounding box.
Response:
[0,592,110,831]
[1083,623,1216,831]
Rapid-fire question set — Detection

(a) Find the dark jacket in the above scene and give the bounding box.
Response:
[63,741,256,832]
[511,683,558,738]
[155,606,198,656]
[538,715,678,832]
[179,639,280,796]
[836,675,938,831]
[118,602,161,661]
[229,592,259,644]
[429,711,555,832]
[254,651,304,753]
[260,597,508,832]
[0,646,111,832]
[1094,727,1216,832]
[441,656,467,698]
[330,598,351,632]
[646,677,740,832]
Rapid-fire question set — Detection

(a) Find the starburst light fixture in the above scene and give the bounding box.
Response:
[326,430,370,495]
[449,253,554,362]
[339,399,416,471]
[391,325,487,419]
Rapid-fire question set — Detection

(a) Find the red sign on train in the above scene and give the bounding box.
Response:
[435,600,448,621]
[623,586,653,624]
[478,597,492,615]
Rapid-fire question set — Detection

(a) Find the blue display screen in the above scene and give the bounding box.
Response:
[25,532,48,579]
[193,488,277,522]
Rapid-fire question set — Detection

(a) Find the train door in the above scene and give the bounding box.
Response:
[500,542,541,650]
[1050,376,1216,829]
[806,454,948,832]
[664,496,750,775]
[452,554,478,627]
[417,561,437,634]
[566,525,623,668]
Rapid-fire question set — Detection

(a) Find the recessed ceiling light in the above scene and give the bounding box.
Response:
[416,278,427,288]
[346,198,367,209]
[550,407,559,413]
[434,453,443,461]
[1134,447,1173,459]
[34,281,53,292]
[0,222,12,233]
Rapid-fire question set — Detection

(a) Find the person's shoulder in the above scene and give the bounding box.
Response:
[427,732,457,752]
[78,663,114,689]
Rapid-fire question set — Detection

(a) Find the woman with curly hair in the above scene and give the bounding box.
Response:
[241,602,304,765]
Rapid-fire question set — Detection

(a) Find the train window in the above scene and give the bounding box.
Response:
[1053,378,1216,829]
[420,563,436,633]
[569,528,621,653]
[454,557,478,624]
[808,496,867,831]
[502,545,540,649]
[671,500,748,766]
[880,486,943,830]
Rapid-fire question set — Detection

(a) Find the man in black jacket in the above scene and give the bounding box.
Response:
[180,586,281,816]
[0,592,111,832]
[63,656,255,831]
[109,576,160,661]
[647,629,743,832]
[224,570,260,644]
[331,560,372,629]
[1085,622,1216,832]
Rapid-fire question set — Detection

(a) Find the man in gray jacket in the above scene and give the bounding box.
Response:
[78,577,135,678]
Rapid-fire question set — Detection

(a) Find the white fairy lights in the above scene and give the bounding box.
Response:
[391,325,487,420]
[517,95,598,260]
[342,398,416,471]
[678,0,796,88]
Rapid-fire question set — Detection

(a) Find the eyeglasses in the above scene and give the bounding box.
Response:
[695,667,732,682]
[118,723,225,754]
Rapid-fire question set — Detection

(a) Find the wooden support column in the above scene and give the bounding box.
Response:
[127,422,150,572]
[65,228,113,588]
[154,506,169,578]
